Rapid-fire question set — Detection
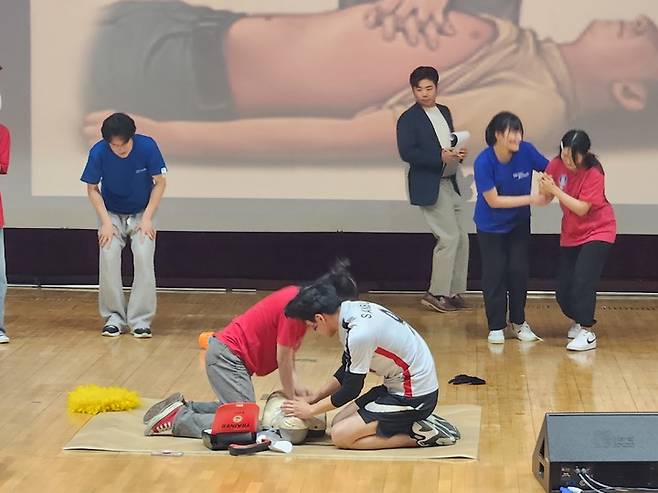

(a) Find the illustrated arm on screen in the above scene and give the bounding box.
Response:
[85,109,398,161]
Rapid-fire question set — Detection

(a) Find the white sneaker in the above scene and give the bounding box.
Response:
[0,329,9,344]
[512,322,541,342]
[567,323,582,339]
[487,329,505,344]
[567,329,596,351]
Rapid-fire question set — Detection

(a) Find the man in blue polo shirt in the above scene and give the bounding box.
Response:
[81,113,167,338]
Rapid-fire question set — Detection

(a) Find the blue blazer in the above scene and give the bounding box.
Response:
[396,103,460,206]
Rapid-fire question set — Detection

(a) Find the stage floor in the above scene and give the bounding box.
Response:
[1,288,656,493]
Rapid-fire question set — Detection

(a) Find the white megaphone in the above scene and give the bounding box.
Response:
[449,131,470,149]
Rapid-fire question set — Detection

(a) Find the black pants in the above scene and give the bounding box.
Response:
[556,241,611,328]
[477,220,530,331]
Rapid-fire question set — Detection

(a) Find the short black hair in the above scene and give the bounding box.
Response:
[409,66,439,88]
[485,111,524,146]
[101,112,136,143]
[285,259,358,321]
[285,283,343,321]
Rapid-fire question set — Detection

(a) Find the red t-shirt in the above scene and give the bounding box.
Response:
[216,286,307,376]
[0,124,10,227]
[545,157,616,247]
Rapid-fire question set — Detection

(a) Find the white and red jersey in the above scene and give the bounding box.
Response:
[338,301,439,397]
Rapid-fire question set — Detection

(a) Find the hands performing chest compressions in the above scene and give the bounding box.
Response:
[280,263,460,450]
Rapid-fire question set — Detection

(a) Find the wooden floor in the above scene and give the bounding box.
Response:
[1,288,657,493]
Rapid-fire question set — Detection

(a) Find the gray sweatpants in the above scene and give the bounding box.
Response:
[172,336,255,438]
[420,179,469,297]
[99,212,156,331]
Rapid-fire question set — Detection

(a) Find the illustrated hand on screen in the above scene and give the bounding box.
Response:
[364,0,454,50]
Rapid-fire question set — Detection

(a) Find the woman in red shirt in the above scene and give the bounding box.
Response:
[539,130,616,352]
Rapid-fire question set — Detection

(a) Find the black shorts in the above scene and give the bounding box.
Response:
[86,1,245,121]
[355,385,438,438]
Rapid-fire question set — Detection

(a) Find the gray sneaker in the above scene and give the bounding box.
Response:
[143,392,185,424]
[144,401,184,436]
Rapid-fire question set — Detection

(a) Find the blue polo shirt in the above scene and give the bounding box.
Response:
[81,135,166,214]
[473,141,548,233]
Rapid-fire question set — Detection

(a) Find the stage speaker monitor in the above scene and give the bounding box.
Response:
[533,412,658,492]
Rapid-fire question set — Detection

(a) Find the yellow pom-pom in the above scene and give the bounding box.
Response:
[67,385,141,414]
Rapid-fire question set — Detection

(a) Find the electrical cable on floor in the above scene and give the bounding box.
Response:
[578,473,658,493]
[578,474,610,493]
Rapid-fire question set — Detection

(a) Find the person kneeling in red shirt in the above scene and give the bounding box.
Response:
[143,261,358,437]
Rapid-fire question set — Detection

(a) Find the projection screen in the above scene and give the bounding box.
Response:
[0,0,657,232]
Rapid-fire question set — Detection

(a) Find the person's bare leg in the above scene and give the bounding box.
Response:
[331,412,418,450]
[331,402,359,427]
[225,5,495,117]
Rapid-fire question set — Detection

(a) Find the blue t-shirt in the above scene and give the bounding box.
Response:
[81,134,166,214]
[473,141,548,233]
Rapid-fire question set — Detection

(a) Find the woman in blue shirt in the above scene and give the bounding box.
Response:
[473,112,548,344]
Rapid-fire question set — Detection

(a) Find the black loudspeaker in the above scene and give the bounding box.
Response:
[533,413,658,492]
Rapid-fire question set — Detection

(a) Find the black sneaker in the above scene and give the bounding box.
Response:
[101,325,121,337]
[411,414,460,447]
[132,327,152,339]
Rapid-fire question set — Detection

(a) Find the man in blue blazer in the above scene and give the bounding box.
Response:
[396,66,469,313]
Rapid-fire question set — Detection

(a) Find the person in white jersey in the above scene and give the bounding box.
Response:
[396,66,469,314]
[282,265,458,450]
